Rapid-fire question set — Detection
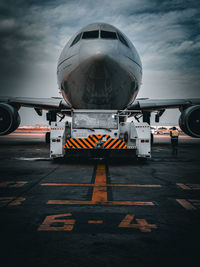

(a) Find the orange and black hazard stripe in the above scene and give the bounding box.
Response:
[64,135,127,149]
[103,136,127,149]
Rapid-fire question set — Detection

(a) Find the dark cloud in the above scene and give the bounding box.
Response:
[0,0,46,95]
[0,0,199,125]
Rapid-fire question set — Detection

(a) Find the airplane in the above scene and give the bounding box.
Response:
[0,22,200,140]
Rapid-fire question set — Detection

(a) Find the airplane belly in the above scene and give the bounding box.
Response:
[60,55,141,109]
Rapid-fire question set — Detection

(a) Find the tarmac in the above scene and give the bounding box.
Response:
[0,132,200,267]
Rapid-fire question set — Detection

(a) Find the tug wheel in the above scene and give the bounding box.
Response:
[151,133,154,145]
[45,132,50,144]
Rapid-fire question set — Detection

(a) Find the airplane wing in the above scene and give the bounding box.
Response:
[1,96,199,112]
[128,98,200,111]
[0,96,71,110]
[127,98,200,138]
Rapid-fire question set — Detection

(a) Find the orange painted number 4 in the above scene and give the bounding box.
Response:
[119,214,157,233]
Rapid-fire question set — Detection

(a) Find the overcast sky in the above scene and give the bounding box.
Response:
[0,0,199,125]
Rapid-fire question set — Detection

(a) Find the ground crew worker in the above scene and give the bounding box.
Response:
[170,127,179,155]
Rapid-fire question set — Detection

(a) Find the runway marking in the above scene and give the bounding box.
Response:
[176,199,200,210]
[0,181,27,188]
[38,213,157,232]
[0,197,26,207]
[118,214,157,232]
[47,164,155,206]
[177,183,200,190]
[38,213,75,231]
[41,183,161,188]
[92,164,107,203]
[189,200,200,207]
[88,220,103,224]
[47,200,154,205]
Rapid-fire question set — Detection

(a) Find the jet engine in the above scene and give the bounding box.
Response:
[179,105,200,138]
[0,103,21,135]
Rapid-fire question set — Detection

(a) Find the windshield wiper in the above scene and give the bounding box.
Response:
[78,127,95,131]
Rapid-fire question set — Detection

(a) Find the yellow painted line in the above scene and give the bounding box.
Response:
[177,183,200,190]
[0,197,26,207]
[108,184,161,188]
[189,200,200,206]
[47,200,154,206]
[176,199,196,210]
[92,164,107,204]
[42,183,94,186]
[47,164,155,206]
[41,183,161,188]
[0,181,27,188]
[48,200,96,205]
[10,197,26,206]
[189,185,200,190]
[107,201,154,206]
[0,182,11,188]
[10,182,27,188]
[177,183,191,190]
[88,220,103,224]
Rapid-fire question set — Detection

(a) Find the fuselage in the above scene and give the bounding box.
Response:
[57,23,142,110]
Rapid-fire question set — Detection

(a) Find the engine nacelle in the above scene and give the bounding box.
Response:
[179,105,200,138]
[0,103,21,135]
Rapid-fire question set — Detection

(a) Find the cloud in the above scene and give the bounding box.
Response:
[0,0,199,125]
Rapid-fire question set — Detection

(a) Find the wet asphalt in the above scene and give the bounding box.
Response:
[0,133,200,267]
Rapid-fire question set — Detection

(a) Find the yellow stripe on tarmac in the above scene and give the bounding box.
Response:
[47,164,155,206]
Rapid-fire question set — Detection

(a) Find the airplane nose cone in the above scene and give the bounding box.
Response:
[78,41,119,108]
[79,40,119,64]
[94,51,107,60]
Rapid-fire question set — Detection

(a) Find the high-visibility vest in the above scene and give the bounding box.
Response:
[171,130,179,137]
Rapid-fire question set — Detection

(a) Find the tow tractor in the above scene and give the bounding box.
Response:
[50,110,151,159]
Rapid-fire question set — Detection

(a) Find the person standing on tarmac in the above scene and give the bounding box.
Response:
[170,127,179,155]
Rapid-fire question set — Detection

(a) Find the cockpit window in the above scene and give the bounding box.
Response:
[117,32,129,47]
[100,30,117,39]
[70,32,82,47]
[82,30,99,39]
